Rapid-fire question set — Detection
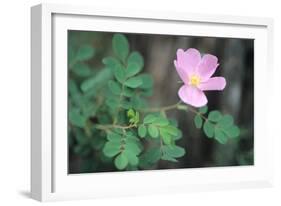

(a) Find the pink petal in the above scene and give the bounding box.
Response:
[174,60,189,84]
[196,54,218,81]
[176,48,201,76]
[198,77,226,91]
[178,85,208,107]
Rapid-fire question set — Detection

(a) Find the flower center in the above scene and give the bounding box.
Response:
[189,75,200,87]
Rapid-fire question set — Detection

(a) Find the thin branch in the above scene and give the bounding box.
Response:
[95,123,136,131]
[141,101,182,113]
[187,106,208,121]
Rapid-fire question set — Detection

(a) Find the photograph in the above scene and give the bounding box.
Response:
[67,30,254,174]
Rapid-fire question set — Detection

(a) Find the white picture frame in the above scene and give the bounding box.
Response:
[31,3,274,202]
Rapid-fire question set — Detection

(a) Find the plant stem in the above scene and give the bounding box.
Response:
[95,123,136,131]
[141,100,208,121]
[113,83,125,124]
[187,106,208,120]
[141,101,182,113]
[98,100,208,132]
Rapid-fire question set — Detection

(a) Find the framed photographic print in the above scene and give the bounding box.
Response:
[31,3,274,201]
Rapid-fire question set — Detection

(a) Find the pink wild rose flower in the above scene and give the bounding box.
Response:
[174,48,226,107]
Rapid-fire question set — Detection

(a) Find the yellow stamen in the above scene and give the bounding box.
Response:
[189,74,200,87]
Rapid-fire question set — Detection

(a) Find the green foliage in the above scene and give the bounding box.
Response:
[126,62,142,78]
[148,124,159,138]
[81,68,112,92]
[108,80,122,95]
[76,45,95,62]
[69,109,87,128]
[68,32,241,172]
[161,145,185,162]
[124,76,143,88]
[115,153,128,170]
[138,125,147,138]
[128,51,144,70]
[102,131,142,170]
[139,114,185,163]
[203,121,215,138]
[127,109,140,125]
[194,107,240,144]
[194,115,203,129]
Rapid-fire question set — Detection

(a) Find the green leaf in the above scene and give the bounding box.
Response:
[162,145,185,158]
[114,65,126,83]
[120,99,132,109]
[76,45,95,61]
[138,125,147,138]
[127,109,135,118]
[127,109,140,124]
[80,68,112,92]
[208,111,222,122]
[160,129,172,145]
[225,126,240,138]
[194,115,203,129]
[131,96,147,109]
[102,57,120,70]
[203,121,215,138]
[127,51,144,70]
[154,117,169,126]
[124,150,139,166]
[106,97,119,109]
[161,154,178,162]
[112,34,129,62]
[68,79,80,97]
[108,80,122,95]
[114,153,128,170]
[126,62,142,78]
[124,76,143,88]
[123,87,134,97]
[214,128,227,144]
[138,74,153,89]
[125,141,142,155]
[107,132,122,142]
[163,125,179,136]
[69,109,86,128]
[143,114,158,124]
[71,63,92,77]
[218,114,234,128]
[173,130,183,141]
[103,142,120,157]
[199,106,208,114]
[148,124,159,138]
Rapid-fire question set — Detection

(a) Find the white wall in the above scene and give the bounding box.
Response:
[0,0,280,205]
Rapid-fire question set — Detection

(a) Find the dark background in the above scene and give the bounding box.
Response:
[68,31,254,173]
